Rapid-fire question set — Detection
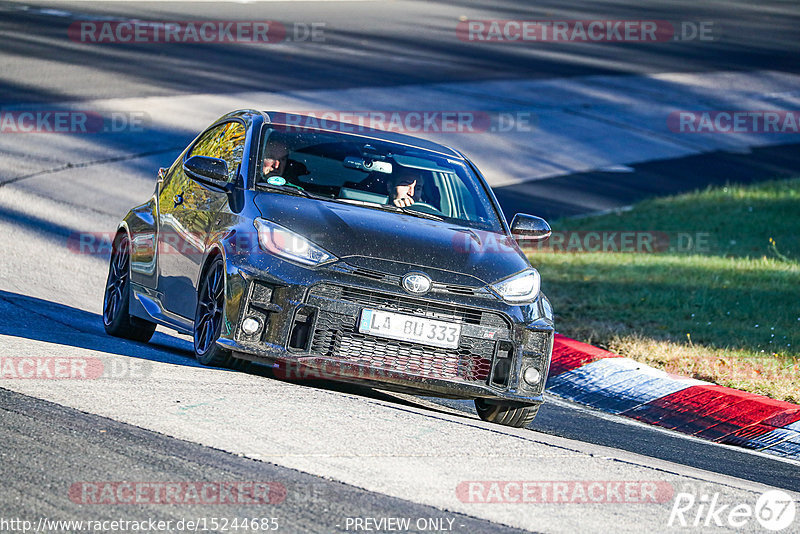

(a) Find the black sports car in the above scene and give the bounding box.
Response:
[104,110,554,427]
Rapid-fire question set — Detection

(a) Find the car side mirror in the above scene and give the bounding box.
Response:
[183,155,231,190]
[510,214,551,240]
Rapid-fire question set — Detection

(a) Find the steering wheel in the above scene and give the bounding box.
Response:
[405,202,443,215]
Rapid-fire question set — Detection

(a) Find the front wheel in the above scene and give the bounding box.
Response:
[193,257,251,371]
[103,233,156,342]
[194,257,231,366]
[474,399,539,428]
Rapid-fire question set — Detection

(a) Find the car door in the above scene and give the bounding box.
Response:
[157,121,246,318]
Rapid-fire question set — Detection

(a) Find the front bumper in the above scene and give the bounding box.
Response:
[218,254,554,403]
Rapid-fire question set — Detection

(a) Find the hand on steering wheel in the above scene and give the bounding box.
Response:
[393,180,417,207]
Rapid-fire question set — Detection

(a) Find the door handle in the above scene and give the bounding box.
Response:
[173,194,183,207]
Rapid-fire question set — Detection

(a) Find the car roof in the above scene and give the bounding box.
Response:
[260,110,463,159]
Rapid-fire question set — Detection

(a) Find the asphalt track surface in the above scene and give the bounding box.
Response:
[2,1,800,533]
[2,387,530,534]
[2,0,800,103]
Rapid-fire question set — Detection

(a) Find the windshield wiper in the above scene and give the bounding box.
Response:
[400,207,444,221]
[335,198,444,221]
[255,182,328,200]
[374,203,444,221]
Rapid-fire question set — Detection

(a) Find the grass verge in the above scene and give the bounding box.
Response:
[527,178,800,403]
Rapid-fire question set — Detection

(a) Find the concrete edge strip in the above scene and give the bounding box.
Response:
[545,334,800,460]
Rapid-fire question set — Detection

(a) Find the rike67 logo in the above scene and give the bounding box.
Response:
[669,489,796,531]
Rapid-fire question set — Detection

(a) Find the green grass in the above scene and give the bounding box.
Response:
[527,178,800,402]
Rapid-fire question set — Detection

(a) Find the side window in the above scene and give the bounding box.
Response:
[159,153,184,191]
[189,122,246,183]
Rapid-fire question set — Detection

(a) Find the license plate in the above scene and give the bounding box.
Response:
[358,309,461,349]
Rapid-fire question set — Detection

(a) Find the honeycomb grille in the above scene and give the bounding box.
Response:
[309,310,493,382]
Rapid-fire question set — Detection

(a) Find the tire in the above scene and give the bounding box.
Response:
[194,256,232,366]
[193,257,252,371]
[474,398,539,428]
[103,233,156,343]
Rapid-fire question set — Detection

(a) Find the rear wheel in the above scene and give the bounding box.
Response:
[103,233,156,342]
[474,398,539,428]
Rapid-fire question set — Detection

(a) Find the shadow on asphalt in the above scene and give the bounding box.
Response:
[432,394,800,493]
[494,142,800,221]
[4,1,800,105]
[532,397,800,493]
[0,289,201,367]
[0,289,467,417]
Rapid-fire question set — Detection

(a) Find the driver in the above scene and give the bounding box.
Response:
[390,166,423,207]
[262,141,288,178]
[261,138,309,182]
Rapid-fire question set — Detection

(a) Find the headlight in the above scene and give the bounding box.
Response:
[490,269,540,303]
[254,218,336,266]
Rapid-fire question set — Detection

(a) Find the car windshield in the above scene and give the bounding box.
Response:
[255,126,503,231]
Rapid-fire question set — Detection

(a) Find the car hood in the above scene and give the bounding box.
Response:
[253,193,532,286]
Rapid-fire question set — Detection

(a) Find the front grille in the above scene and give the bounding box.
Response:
[351,267,398,283]
[435,283,479,296]
[311,284,509,328]
[308,309,493,381]
[338,263,491,298]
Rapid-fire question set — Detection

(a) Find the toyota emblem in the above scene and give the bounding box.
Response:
[401,272,432,294]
